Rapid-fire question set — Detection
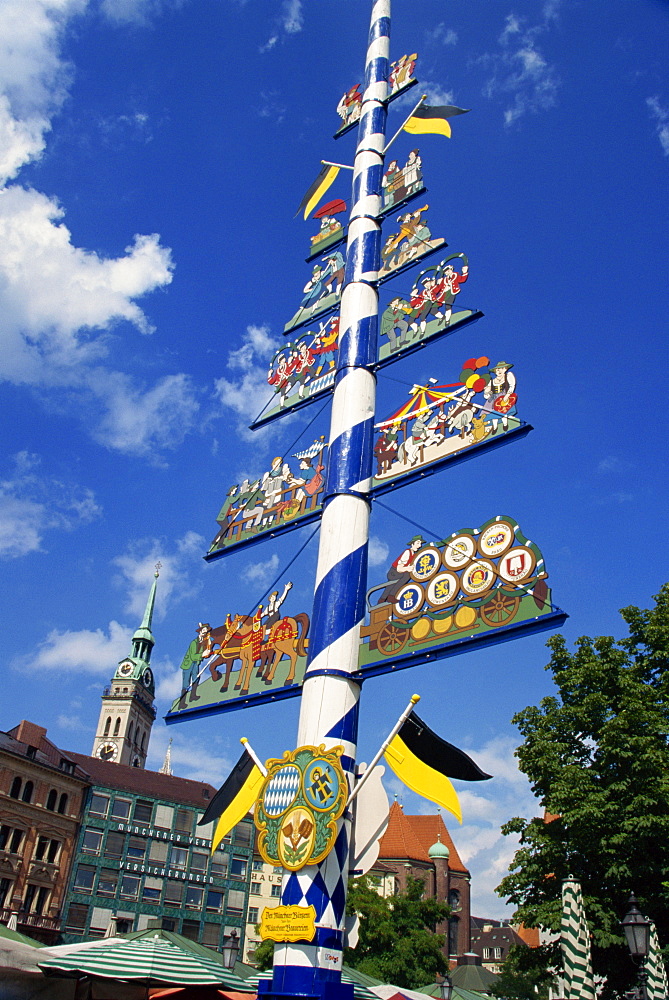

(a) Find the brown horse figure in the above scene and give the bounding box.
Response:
[208,613,309,695]
[260,614,310,687]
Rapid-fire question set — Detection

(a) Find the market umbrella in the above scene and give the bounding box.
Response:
[561,877,596,1000]
[39,936,250,988]
[645,922,668,1000]
[150,990,254,1000]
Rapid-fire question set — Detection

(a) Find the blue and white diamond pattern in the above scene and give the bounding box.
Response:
[263,764,300,816]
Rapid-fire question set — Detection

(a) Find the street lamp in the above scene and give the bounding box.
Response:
[438,974,453,1000]
[222,928,240,969]
[621,894,651,1000]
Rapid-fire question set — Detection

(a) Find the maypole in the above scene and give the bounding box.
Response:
[265,4,390,999]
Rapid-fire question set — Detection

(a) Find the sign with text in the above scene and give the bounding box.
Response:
[260,904,317,943]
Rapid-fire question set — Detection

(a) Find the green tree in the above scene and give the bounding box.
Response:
[496,584,669,999]
[252,936,274,971]
[344,875,449,988]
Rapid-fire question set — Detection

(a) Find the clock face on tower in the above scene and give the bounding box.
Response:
[118,661,133,677]
[97,742,119,762]
[142,668,153,688]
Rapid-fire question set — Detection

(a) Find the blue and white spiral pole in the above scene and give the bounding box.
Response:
[266,4,390,1000]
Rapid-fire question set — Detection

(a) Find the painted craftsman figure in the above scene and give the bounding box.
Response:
[177,623,220,707]
[482,361,517,434]
[378,535,425,604]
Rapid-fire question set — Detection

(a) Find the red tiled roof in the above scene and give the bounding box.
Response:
[408,813,468,875]
[378,802,468,874]
[515,924,540,948]
[66,752,216,808]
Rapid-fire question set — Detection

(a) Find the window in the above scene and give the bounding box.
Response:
[248,907,259,924]
[34,837,49,861]
[161,918,176,932]
[21,781,34,803]
[181,919,199,941]
[270,885,281,898]
[120,875,140,900]
[128,836,147,860]
[191,851,208,872]
[206,890,224,913]
[164,881,183,907]
[230,855,247,879]
[448,916,459,956]
[98,870,118,897]
[0,877,14,908]
[104,717,111,736]
[73,866,96,893]
[448,889,460,911]
[252,861,264,871]
[142,877,162,904]
[483,947,491,960]
[185,886,204,909]
[116,917,132,934]
[89,794,110,817]
[9,828,24,854]
[202,923,220,948]
[226,888,245,916]
[24,884,50,914]
[113,717,121,736]
[133,800,153,823]
[128,723,134,743]
[175,810,193,835]
[273,867,283,874]
[0,825,9,850]
[210,850,228,877]
[9,777,21,799]
[154,804,174,830]
[111,798,131,821]
[251,882,261,894]
[494,947,502,960]
[35,837,60,864]
[235,822,253,846]
[65,904,89,932]
[149,840,168,863]
[45,789,57,811]
[82,828,103,855]
[105,831,125,859]
[169,846,188,869]
[58,793,68,815]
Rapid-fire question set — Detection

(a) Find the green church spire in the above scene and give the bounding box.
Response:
[130,562,160,665]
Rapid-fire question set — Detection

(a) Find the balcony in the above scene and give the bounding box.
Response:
[0,906,61,933]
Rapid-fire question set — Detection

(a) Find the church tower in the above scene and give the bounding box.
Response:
[92,567,159,768]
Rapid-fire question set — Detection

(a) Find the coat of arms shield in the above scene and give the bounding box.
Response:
[254,745,347,871]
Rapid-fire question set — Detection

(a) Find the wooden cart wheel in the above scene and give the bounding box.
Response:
[480,591,520,627]
[377,622,409,656]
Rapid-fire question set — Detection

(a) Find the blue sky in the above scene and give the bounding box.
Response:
[1,0,668,920]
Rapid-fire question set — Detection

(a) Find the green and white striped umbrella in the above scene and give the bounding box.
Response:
[39,936,250,987]
[561,878,596,1000]
[645,923,668,1000]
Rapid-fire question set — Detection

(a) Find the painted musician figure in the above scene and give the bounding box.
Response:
[378,535,425,605]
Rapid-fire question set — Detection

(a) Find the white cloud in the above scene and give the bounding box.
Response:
[88,370,199,458]
[430,24,458,47]
[146,726,236,786]
[214,323,281,440]
[242,553,280,587]
[260,0,303,54]
[0,450,101,558]
[112,531,207,621]
[368,535,389,568]
[19,619,133,675]
[481,7,561,126]
[647,96,669,156]
[0,0,198,459]
[99,0,184,27]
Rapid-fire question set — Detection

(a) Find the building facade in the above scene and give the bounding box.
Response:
[60,753,253,948]
[0,721,90,943]
[243,854,284,964]
[377,802,471,962]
